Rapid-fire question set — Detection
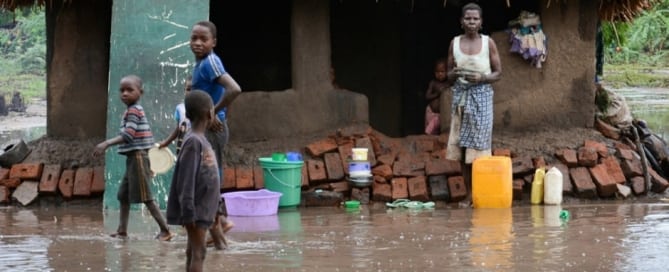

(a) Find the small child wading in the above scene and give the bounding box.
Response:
[166,90,222,272]
[92,75,173,241]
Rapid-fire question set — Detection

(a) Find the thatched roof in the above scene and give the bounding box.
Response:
[0,0,659,22]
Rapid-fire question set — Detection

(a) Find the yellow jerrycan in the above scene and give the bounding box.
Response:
[472,156,513,208]
[531,167,546,205]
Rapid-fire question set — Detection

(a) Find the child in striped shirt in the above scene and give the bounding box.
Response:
[93,75,174,241]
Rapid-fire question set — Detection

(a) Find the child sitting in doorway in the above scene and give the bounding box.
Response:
[425,58,450,135]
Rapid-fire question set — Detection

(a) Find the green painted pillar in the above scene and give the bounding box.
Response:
[104,0,208,209]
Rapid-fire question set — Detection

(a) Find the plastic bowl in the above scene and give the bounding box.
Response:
[221,189,283,216]
[344,200,360,209]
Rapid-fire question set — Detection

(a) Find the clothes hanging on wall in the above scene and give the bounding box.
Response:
[507,11,547,69]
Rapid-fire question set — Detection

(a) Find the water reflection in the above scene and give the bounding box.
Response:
[2,204,669,271]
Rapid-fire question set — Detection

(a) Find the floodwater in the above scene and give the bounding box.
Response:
[612,87,669,139]
[2,203,669,271]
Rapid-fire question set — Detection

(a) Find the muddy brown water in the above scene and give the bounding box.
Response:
[1,203,669,271]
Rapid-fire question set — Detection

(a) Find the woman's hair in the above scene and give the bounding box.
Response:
[194,21,217,39]
[462,2,482,17]
[185,90,213,121]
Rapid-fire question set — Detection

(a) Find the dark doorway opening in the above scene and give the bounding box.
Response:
[331,0,539,137]
[210,0,292,91]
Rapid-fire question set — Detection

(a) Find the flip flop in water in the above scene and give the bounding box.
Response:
[110,232,128,239]
[155,231,175,242]
[386,199,435,209]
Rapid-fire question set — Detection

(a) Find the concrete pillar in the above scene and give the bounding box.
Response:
[291,0,331,92]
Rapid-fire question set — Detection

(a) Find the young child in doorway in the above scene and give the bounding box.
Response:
[189,20,241,249]
[158,75,192,155]
[166,90,221,272]
[425,58,450,135]
[92,75,174,241]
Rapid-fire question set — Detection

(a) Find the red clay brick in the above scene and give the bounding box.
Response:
[305,138,338,157]
[408,176,429,201]
[235,166,254,189]
[253,165,265,189]
[372,182,392,202]
[616,148,637,161]
[532,156,547,169]
[444,160,462,176]
[589,164,617,197]
[595,118,621,139]
[431,148,448,160]
[91,166,105,194]
[9,163,43,180]
[377,153,396,167]
[493,148,511,157]
[585,140,609,158]
[393,160,425,177]
[391,177,408,200]
[324,153,345,180]
[222,166,236,190]
[372,164,393,180]
[39,164,62,194]
[415,152,432,164]
[513,179,524,200]
[0,168,8,180]
[569,167,597,198]
[614,141,633,151]
[373,175,387,184]
[447,176,467,202]
[338,143,354,174]
[351,187,370,204]
[553,163,573,195]
[337,124,372,138]
[58,170,75,198]
[630,176,646,195]
[396,151,412,162]
[649,169,669,193]
[306,159,327,182]
[620,158,643,178]
[556,149,578,167]
[0,185,9,203]
[301,164,309,187]
[425,159,449,176]
[428,175,449,201]
[578,147,598,167]
[602,157,626,184]
[0,178,21,189]
[415,139,435,153]
[329,181,350,194]
[355,137,377,166]
[73,167,94,197]
[512,156,534,175]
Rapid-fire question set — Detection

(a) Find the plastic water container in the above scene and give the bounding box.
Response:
[531,167,546,205]
[348,161,371,177]
[543,167,563,205]
[351,148,368,161]
[259,157,304,207]
[472,156,513,208]
[221,189,282,216]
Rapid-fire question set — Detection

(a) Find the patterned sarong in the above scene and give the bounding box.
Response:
[451,81,494,150]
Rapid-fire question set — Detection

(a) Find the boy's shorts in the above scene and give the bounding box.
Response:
[204,119,229,174]
[118,150,154,203]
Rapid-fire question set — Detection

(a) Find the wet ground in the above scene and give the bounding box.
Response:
[2,202,669,271]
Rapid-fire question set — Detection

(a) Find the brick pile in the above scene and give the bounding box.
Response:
[0,163,104,205]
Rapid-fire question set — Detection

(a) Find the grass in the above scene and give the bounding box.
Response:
[603,64,669,88]
[0,73,46,102]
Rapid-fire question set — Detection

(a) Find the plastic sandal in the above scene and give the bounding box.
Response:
[386,199,410,208]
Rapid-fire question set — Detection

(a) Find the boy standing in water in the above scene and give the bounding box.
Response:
[167,90,221,272]
[425,58,450,135]
[93,75,174,241]
[158,75,192,155]
[189,20,241,249]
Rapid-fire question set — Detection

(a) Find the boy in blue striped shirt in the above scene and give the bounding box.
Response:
[93,75,174,241]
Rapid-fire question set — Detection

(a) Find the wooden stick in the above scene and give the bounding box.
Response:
[633,126,652,192]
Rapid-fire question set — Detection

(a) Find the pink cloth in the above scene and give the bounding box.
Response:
[425,105,440,135]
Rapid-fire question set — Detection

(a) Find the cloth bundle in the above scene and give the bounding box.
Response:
[507,11,547,68]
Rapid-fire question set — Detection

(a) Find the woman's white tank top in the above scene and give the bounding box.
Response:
[454,35,491,83]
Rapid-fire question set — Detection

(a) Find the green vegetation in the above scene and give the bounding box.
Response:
[0,7,46,102]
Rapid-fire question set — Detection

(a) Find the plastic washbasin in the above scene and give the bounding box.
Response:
[221,189,283,216]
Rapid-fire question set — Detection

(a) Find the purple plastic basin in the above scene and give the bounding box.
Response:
[221,189,283,216]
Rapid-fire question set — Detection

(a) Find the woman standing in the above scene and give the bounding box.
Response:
[445,3,502,188]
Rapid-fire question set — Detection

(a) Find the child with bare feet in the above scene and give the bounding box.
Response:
[92,75,174,241]
[166,90,223,271]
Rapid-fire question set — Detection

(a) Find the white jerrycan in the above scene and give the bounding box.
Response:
[543,166,563,205]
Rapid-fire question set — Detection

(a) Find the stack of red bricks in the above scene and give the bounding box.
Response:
[510,139,666,200]
[0,163,105,205]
